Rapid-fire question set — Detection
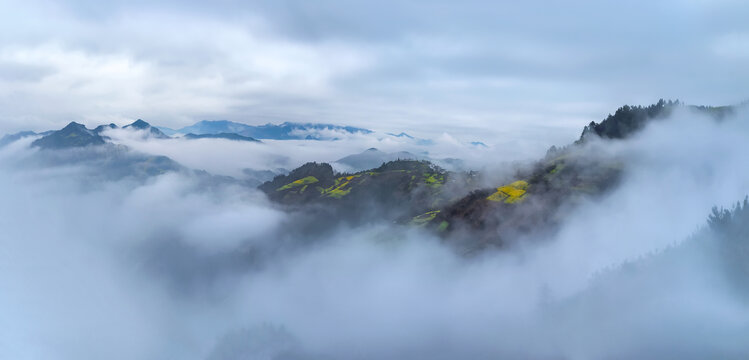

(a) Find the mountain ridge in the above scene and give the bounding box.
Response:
[259,100,737,252]
[31,122,107,149]
[183,132,260,142]
[123,119,170,139]
[174,120,372,140]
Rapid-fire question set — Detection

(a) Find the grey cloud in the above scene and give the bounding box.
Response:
[1,0,748,139]
[0,62,55,82]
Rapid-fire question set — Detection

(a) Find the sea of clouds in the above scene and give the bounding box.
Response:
[1,107,748,359]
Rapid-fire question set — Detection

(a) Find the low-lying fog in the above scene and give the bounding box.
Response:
[101,127,526,177]
[1,107,748,359]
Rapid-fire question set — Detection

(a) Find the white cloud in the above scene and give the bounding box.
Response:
[0,6,373,132]
[2,0,748,142]
[1,108,749,358]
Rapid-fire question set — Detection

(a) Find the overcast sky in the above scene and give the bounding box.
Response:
[0,0,747,143]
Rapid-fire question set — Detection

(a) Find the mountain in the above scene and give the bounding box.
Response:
[22,122,250,185]
[386,132,415,139]
[175,120,372,140]
[263,148,620,251]
[12,120,259,187]
[0,131,38,147]
[259,100,727,252]
[93,123,118,134]
[233,120,372,140]
[424,100,744,248]
[17,119,168,150]
[155,126,178,136]
[123,119,170,139]
[31,122,107,149]
[334,148,421,172]
[428,148,622,249]
[25,141,248,187]
[183,133,260,142]
[577,99,734,143]
[24,121,181,179]
[386,132,434,145]
[34,144,184,180]
[176,120,253,136]
[259,160,470,228]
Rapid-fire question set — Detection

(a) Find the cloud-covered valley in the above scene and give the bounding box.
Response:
[2,0,749,357]
[1,104,748,359]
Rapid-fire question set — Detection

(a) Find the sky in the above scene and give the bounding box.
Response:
[0,0,747,143]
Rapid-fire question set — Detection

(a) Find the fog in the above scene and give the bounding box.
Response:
[102,127,506,177]
[1,108,749,359]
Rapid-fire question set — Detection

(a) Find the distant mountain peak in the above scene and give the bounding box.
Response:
[31,122,106,149]
[387,132,415,139]
[385,132,433,145]
[94,123,118,134]
[62,121,86,130]
[183,132,260,142]
[197,120,231,125]
[124,119,170,139]
[174,120,371,140]
[125,119,151,129]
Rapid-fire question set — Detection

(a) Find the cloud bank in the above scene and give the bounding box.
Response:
[1,106,748,359]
